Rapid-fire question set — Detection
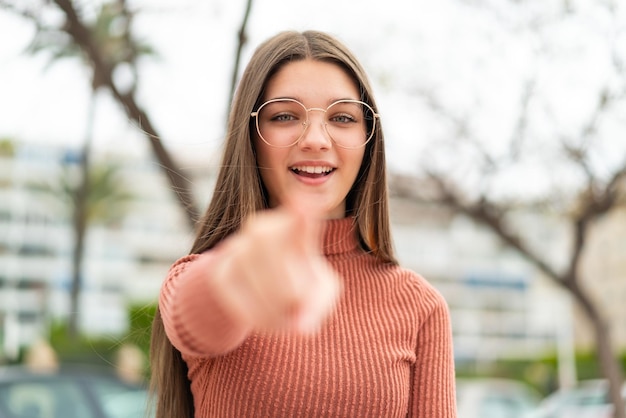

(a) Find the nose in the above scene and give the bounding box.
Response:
[298,108,332,150]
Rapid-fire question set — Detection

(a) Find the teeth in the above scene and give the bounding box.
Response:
[292,166,333,174]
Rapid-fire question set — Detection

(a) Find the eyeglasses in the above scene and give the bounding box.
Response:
[251,98,378,149]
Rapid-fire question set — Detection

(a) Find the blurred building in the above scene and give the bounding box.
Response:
[0,141,207,359]
[390,181,626,371]
[577,207,626,352]
[1,140,624,369]
[390,197,565,368]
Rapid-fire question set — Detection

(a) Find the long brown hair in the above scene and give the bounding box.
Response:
[149,30,397,418]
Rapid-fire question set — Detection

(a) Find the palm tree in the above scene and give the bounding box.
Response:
[35,161,133,225]
[25,0,154,338]
[47,0,201,227]
[31,161,134,337]
[1,0,254,226]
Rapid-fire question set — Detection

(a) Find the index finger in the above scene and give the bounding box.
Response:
[281,193,325,253]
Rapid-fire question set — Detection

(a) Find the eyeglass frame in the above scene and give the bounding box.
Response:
[250,98,379,149]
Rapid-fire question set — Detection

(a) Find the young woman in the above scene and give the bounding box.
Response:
[150,30,456,418]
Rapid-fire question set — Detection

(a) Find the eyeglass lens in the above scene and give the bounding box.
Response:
[255,99,375,148]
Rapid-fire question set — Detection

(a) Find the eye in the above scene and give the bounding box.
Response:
[261,100,306,123]
[329,113,357,124]
[272,113,298,122]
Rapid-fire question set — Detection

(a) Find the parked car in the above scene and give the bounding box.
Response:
[0,365,152,418]
[530,379,626,418]
[456,377,541,418]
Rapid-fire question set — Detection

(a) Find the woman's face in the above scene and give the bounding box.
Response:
[254,59,366,219]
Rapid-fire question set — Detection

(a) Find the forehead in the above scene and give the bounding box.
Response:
[263,59,360,104]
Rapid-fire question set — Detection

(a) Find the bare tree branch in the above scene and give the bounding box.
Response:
[403,7,626,411]
[509,79,535,160]
[227,0,254,109]
[426,172,564,283]
[51,0,199,228]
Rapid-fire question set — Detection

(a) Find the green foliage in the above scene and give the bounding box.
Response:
[46,303,156,376]
[124,303,157,362]
[28,305,626,389]
[0,138,15,157]
[29,161,133,225]
[455,350,623,397]
[86,163,134,224]
[48,321,124,367]
[26,1,157,90]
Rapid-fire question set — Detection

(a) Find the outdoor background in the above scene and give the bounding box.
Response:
[0,0,625,415]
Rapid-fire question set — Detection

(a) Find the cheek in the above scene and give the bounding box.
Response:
[255,140,280,174]
[347,149,366,179]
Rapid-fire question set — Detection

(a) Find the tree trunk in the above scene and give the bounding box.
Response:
[569,282,625,418]
[113,91,199,229]
[68,90,96,339]
[412,174,625,417]
[53,0,199,230]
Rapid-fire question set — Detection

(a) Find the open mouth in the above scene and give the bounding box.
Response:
[290,165,335,178]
